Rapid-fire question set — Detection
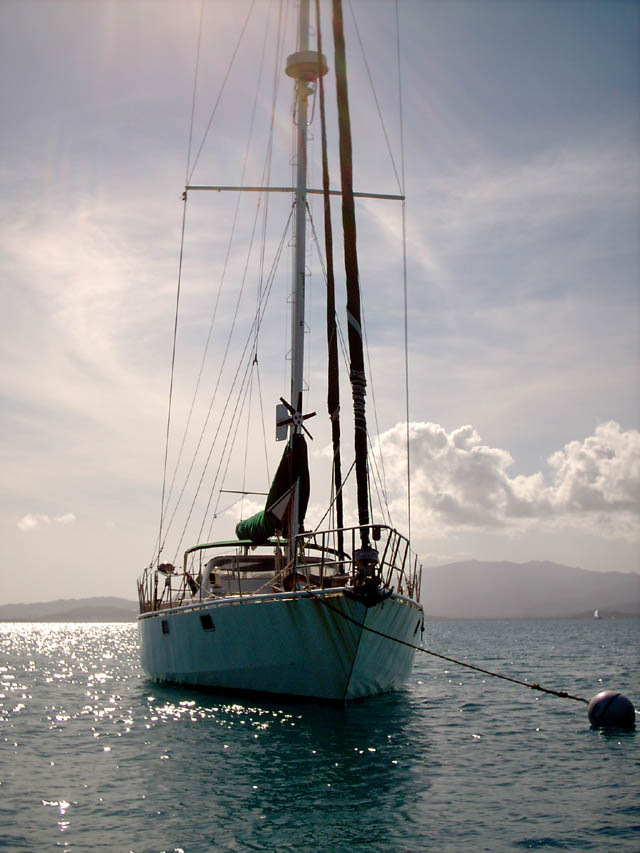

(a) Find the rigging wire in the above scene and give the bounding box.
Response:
[308,202,392,529]
[208,209,291,517]
[212,496,244,519]
[253,0,287,490]
[153,0,206,567]
[155,0,263,562]
[159,5,277,556]
[306,205,350,371]
[313,459,356,533]
[160,174,251,537]
[255,359,271,485]
[157,0,209,535]
[240,368,255,517]
[198,352,257,547]
[396,0,413,550]
[187,0,258,184]
[185,0,205,183]
[366,430,392,526]
[172,210,293,559]
[236,0,283,522]
[155,195,189,567]
[196,317,263,548]
[359,298,391,519]
[174,327,255,561]
[204,367,258,543]
[165,198,286,558]
[395,0,406,194]
[346,0,403,195]
[202,0,288,542]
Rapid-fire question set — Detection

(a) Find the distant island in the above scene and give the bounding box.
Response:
[421,560,640,620]
[0,561,638,622]
[0,596,138,623]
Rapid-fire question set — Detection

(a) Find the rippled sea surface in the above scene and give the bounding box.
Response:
[0,619,638,851]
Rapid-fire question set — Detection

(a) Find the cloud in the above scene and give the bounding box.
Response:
[376,421,640,540]
[548,421,640,515]
[16,514,45,532]
[17,512,76,532]
[55,512,77,525]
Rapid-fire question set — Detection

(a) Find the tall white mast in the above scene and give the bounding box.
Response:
[290,0,310,415]
[284,0,326,553]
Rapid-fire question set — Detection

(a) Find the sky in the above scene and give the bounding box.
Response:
[1,0,638,605]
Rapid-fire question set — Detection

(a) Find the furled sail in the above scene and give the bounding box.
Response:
[315,0,344,556]
[235,434,310,544]
[332,0,370,547]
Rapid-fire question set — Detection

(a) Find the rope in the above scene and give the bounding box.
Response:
[308,591,589,705]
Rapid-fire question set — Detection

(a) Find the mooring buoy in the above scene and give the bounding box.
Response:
[587,690,636,730]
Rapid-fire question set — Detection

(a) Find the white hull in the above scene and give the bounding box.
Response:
[138,589,423,701]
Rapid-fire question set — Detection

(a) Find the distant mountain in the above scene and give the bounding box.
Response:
[422,560,640,619]
[0,597,138,623]
[1,562,639,621]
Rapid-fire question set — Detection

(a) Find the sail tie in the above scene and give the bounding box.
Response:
[350,370,367,434]
[346,309,362,337]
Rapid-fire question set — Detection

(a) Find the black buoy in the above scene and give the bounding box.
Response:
[588,690,636,730]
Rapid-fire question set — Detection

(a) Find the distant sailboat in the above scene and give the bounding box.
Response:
[593,609,600,619]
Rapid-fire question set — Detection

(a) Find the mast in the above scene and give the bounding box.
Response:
[236,6,325,554]
[290,1,310,416]
[284,0,327,557]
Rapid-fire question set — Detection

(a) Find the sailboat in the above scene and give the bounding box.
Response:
[137,0,424,702]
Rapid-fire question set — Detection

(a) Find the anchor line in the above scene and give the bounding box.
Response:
[308,591,589,705]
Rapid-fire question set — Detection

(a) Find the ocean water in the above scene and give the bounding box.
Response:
[0,619,637,852]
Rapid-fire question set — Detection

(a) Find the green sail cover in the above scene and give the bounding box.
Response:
[235,434,310,545]
[234,508,279,544]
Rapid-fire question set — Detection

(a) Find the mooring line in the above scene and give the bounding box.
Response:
[309,591,589,705]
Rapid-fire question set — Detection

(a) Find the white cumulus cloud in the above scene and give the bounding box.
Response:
[17,512,76,532]
[377,421,640,540]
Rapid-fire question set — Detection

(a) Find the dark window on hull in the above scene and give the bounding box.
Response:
[162,620,170,635]
[200,614,215,632]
